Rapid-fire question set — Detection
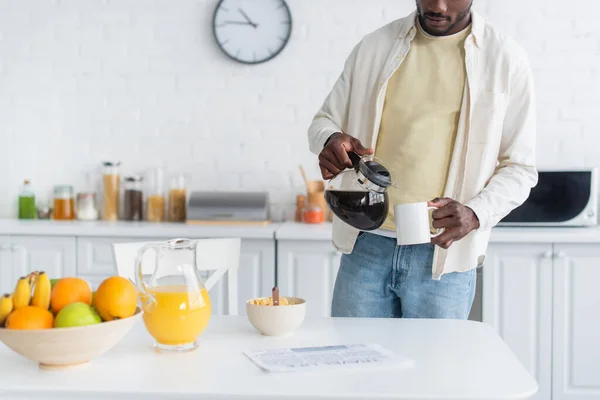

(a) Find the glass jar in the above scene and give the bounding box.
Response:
[124,176,144,221]
[146,167,165,223]
[102,161,121,221]
[76,192,99,221]
[167,174,187,222]
[53,185,75,220]
[302,206,325,224]
[18,179,37,219]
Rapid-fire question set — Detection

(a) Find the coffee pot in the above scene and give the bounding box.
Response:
[324,152,395,231]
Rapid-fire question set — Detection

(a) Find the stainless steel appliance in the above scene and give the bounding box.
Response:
[498,169,599,227]
[186,191,270,223]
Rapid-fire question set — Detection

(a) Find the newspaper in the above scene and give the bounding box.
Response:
[244,343,414,373]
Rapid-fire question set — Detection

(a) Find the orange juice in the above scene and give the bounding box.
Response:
[142,285,211,346]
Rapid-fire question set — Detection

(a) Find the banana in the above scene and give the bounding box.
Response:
[31,271,51,310]
[0,294,13,326]
[12,276,32,310]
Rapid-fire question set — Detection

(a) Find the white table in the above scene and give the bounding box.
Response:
[0,316,538,400]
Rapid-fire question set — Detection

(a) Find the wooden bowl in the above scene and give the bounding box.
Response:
[0,308,142,369]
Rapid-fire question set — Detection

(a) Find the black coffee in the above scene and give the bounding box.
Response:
[325,190,389,231]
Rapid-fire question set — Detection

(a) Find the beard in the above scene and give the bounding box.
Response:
[416,0,473,36]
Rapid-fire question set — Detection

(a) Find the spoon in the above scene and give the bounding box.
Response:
[272,286,280,306]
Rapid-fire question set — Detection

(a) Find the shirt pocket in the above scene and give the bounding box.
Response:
[469,91,508,145]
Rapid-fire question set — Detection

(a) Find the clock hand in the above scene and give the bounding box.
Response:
[238,8,258,28]
[223,20,254,26]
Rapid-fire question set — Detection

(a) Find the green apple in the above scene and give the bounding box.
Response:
[50,278,60,289]
[54,302,102,328]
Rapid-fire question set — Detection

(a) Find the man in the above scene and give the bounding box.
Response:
[307,0,537,319]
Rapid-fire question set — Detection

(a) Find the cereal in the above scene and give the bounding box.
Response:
[249,297,296,306]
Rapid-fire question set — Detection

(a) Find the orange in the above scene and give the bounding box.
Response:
[6,306,54,330]
[94,276,138,321]
[50,277,92,314]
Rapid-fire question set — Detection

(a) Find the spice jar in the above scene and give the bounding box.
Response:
[123,175,144,221]
[168,174,187,222]
[146,167,165,223]
[302,206,325,224]
[76,192,98,221]
[53,185,75,220]
[102,161,120,221]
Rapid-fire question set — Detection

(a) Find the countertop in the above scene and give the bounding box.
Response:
[0,219,279,240]
[1,218,600,243]
[0,316,537,400]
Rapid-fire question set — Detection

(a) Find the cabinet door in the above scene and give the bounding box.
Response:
[482,243,553,400]
[11,236,76,281]
[0,236,13,294]
[277,240,341,317]
[236,239,275,316]
[553,244,600,400]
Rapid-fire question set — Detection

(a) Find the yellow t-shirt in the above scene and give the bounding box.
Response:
[375,20,471,231]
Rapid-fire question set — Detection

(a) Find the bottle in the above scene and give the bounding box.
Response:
[18,180,37,219]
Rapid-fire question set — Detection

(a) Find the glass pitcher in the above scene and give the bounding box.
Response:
[324,152,395,231]
[134,238,212,353]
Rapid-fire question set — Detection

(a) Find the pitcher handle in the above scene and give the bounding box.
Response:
[134,242,160,311]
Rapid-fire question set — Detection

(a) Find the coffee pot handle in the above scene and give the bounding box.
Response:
[348,151,362,170]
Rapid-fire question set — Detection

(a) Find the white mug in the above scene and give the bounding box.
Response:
[394,202,445,246]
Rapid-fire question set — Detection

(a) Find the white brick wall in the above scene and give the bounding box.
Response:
[0,0,598,220]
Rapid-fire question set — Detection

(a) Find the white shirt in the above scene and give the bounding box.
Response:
[307,10,538,280]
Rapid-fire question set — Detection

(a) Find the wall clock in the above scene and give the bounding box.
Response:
[212,0,293,65]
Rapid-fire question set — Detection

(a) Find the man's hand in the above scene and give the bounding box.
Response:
[318,132,374,179]
[429,197,480,249]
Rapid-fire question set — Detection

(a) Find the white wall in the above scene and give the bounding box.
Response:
[0,0,598,220]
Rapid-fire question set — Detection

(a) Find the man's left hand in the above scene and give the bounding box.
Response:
[428,197,480,249]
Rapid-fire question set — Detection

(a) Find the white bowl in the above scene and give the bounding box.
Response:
[246,297,306,337]
[0,308,142,369]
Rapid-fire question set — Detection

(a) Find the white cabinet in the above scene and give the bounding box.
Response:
[236,239,275,316]
[552,245,600,400]
[482,243,553,400]
[277,240,341,318]
[76,236,275,316]
[0,236,12,294]
[11,236,77,280]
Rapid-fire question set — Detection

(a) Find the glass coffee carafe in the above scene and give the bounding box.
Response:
[134,238,214,353]
[324,152,395,231]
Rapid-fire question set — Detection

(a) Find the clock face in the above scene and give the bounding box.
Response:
[212,0,292,65]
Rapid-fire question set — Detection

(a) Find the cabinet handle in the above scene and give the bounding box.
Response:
[554,252,567,259]
[542,251,553,259]
[0,244,10,251]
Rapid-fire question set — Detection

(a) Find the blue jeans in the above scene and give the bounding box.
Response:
[331,232,477,319]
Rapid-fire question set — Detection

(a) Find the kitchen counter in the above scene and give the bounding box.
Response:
[275,221,600,243]
[0,219,279,239]
[2,218,600,243]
